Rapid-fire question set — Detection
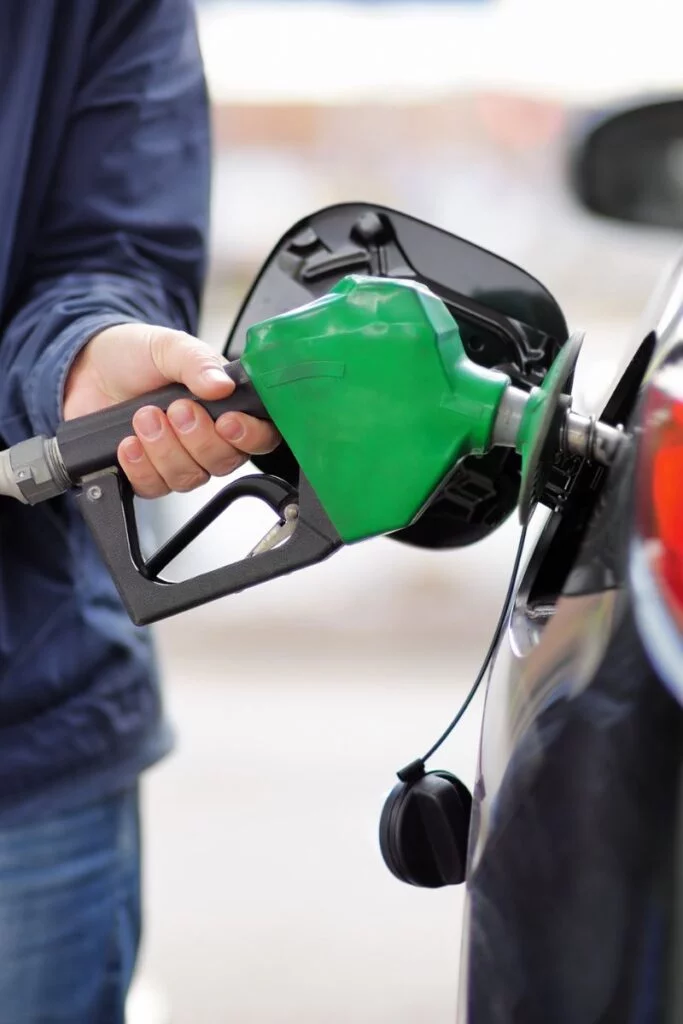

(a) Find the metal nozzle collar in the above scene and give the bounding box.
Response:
[0,436,71,505]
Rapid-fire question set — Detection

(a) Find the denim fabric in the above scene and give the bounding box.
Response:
[0,786,141,1024]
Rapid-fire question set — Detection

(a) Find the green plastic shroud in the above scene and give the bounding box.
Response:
[241,275,509,544]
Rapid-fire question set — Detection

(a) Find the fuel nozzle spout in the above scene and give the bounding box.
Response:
[487,329,624,523]
[492,380,623,469]
[491,380,626,468]
[561,411,624,466]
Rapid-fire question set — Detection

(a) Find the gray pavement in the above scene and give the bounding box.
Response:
[134,629,485,1024]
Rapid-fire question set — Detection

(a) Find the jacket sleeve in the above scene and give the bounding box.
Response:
[0,0,211,444]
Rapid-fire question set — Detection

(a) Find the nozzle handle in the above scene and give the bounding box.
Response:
[77,469,342,625]
[56,359,268,482]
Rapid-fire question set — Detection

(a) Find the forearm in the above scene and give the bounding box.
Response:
[0,265,200,444]
[0,0,210,445]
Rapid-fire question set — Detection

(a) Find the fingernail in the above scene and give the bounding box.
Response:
[168,402,196,434]
[202,366,230,386]
[135,407,163,441]
[217,414,245,443]
[121,437,144,463]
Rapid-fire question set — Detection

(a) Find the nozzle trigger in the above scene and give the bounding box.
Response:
[75,471,341,625]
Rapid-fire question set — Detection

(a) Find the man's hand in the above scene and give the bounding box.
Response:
[63,324,279,498]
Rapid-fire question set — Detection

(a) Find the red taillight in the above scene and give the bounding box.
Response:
[637,364,683,627]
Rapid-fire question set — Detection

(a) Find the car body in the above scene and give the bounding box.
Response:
[458,98,683,1022]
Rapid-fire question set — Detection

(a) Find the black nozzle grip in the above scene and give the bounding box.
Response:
[57,359,269,482]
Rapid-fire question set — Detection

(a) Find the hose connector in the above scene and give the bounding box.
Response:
[0,436,70,504]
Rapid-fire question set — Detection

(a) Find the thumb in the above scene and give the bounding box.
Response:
[148,327,235,400]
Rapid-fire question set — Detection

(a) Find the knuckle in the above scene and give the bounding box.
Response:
[196,350,222,370]
[125,465,166,499]
[147,328,167,368]
[248,427,281,455]
[188,431,223,463]
[132,479,169,499]
[261,428,281,453]
[149,328,193,376]
[211,451,247,477]
[188,431,245,475]
[123,464,149,486]
[171,469,210,493]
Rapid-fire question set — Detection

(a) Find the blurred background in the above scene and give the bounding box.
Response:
[129,1,683,1021]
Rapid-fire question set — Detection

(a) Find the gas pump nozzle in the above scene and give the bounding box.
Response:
[0,275,623,624]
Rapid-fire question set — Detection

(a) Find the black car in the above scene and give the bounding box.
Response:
[458,96,683,1023]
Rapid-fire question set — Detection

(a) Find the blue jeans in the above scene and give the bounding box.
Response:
[0,786,141,1024]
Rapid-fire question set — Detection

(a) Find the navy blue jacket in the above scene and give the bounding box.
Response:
[0,0,210,820]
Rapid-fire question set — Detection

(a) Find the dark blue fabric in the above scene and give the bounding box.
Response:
[0,785,140,1023]
[0,0,210,819]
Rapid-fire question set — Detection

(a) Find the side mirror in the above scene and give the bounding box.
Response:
[572,97,683,230]
[224,203,568,549]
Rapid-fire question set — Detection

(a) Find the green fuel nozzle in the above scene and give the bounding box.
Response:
[241,275,509,542]
[241,275,621,539]
[0,274,623,624]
